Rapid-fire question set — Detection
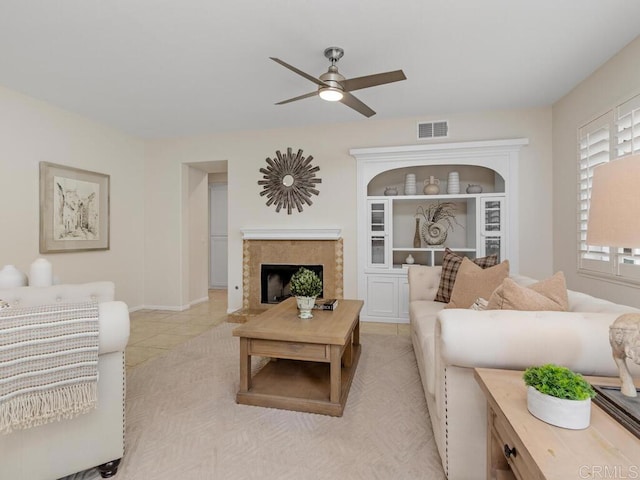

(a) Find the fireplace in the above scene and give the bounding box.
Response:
[240,228,343,312]
[260,264,323,304]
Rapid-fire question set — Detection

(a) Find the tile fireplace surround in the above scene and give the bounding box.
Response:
[240,229,344,312]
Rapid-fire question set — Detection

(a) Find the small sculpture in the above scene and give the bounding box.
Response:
[609,313,640,397]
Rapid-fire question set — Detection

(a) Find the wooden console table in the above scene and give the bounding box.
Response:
[475,368,640,480]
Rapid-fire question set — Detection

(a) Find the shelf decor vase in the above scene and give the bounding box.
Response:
[526,386,591,430]
[423,176,440,195]
[413,218,421,248]
[296,296,316,319]
[421,221,448,246]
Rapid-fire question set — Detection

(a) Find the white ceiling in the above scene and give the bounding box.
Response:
[1,1,639,138]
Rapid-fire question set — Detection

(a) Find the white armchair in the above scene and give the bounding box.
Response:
[0,282,129,480]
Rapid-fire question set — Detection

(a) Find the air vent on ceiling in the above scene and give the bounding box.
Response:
[417,121,448,139]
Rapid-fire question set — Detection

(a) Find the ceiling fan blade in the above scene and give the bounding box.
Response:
[275,91,318,105]
[270,57,327,87]
[340,70,407,92]
[340,92,376,117]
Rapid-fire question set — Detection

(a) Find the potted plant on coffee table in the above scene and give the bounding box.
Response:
[523,364,596,430]
[289,267,322,319]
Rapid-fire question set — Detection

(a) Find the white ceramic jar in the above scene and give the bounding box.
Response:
[0,265,28,288]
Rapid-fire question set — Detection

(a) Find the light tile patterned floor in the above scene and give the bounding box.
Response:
[126,290,409,369]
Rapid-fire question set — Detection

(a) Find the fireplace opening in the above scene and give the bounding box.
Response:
[260,264,323,304]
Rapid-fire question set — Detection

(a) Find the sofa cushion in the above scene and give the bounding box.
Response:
[434,249,498,303]
[446,258,510,309]
[487,271,569,311]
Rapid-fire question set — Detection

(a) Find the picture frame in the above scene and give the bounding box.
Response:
[39,162,110,253]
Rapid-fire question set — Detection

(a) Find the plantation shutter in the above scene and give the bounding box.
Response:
[578,113,611,273]
[615,94,640,279]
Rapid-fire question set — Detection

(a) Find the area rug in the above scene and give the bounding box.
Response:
[62,323,444,480]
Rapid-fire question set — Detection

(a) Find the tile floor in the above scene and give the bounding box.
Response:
[125,290,409,369]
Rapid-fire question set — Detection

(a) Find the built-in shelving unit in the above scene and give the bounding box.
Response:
[351,138,528,323]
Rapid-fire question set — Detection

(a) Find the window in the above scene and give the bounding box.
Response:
[578,93,640,283]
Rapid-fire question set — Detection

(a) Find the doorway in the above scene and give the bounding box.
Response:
[209,183,228,289]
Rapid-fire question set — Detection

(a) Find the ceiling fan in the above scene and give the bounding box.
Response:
[270,46,407,118]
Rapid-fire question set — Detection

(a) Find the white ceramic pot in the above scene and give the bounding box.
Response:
[527,386,591,430]
[0,265,28,288]
[296,296,316,319]
[29,258,53,287]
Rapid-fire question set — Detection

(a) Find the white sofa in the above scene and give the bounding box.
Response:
[408,265,640,480]
[0,282,130,480]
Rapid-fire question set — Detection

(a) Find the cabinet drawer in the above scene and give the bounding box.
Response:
[490,409,538,480]
[249,339,329,362]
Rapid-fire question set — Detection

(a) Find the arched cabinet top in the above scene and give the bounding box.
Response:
[350,138,529,185]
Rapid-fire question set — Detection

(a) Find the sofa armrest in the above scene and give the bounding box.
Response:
[98,301,130,354]
[437,309,640,377]
[408,266,442,302]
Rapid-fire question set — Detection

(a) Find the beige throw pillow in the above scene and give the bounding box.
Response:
[487,271,569,311]
[434,248,498,303]
[445,257,510,309]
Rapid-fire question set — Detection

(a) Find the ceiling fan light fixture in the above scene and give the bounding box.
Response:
[319,87,343,102]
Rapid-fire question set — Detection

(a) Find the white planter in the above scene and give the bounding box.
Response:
[295,296,316,319]
[527,386,591,430]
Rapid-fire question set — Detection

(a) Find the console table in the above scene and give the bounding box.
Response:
[474,368,640,480]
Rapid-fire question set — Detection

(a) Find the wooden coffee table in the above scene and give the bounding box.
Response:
[232,297,363,416]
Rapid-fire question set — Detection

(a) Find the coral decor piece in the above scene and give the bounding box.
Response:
[258,147,322,214]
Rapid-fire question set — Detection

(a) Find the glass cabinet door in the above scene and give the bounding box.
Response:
[367,200,389,268]
[479,197,505,261]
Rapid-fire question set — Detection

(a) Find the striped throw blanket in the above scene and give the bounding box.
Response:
[0,302,99,434]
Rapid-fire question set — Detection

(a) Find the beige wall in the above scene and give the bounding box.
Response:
[0,83,554,313]
[146,107,553,313]
[552,35,640,308]
[0,85,145,308]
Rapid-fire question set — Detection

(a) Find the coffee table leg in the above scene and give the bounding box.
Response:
[330,344,341,403]
[239,337,251,392]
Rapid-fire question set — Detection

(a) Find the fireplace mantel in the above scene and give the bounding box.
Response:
[241,228,341,240]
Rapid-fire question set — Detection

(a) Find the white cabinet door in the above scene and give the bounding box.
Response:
[366,275,398,317]
[367,199,390,269]
[398,277,410,319]
[478,196,506,261]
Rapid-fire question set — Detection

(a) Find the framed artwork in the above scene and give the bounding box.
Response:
[39,162,110,253]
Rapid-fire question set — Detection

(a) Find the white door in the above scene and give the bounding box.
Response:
[209,184,228,288]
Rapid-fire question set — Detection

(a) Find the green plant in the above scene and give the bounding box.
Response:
[289,267,322,297]
[523,364,596,401]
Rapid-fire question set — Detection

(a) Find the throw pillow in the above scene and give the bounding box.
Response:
[445,257,510,309]
[434,249,498,303]
[470,297,489,311]
[487,271,569,311]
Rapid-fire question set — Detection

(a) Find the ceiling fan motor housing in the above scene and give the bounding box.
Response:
[319,66,346,90]
[324,47,344,64]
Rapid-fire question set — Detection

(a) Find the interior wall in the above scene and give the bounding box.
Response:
[552,35,640,308]
[0,85,145,308]
[146,106,552,312]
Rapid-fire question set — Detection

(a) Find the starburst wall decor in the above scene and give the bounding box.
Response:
[258,147,322,214]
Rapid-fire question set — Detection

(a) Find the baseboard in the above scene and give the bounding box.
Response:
[190,296,209,307]
[135,304,190,312]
